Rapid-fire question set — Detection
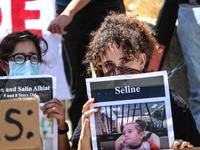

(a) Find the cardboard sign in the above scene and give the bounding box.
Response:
[0,96,41,150]
[86,71,174,150]
[0,75,56,103]
[0,75,58,150]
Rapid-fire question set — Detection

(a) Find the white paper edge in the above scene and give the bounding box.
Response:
[53,118,58,150]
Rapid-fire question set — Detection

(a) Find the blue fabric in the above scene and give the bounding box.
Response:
[177,4,200,133]
[56,0,70,6]
[56,0,97,6]
[9,60,41,76]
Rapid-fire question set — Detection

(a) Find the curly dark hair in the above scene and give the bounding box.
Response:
[0,30,48,76]
[83,12,157,76]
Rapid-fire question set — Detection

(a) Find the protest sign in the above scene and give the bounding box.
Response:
[0,0,71,100]
[86,71,174,150]
[0,75,56,103]
[0,96,42,150]
[0,75,58,150]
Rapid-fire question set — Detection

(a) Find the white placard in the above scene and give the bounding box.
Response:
[86,71,174,150]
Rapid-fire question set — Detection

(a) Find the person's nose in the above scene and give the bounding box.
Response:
[25,56,31,61]
[115,67,120,75]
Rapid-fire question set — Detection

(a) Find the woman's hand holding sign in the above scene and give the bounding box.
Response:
[81,98,98,137]
[78,98,98,150]
[41,98,66,130]
[172,139,193,149]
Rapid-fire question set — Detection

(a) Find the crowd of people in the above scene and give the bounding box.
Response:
[0,0,200,150]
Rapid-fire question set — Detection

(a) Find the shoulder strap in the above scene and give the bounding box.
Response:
[143,132,152,141]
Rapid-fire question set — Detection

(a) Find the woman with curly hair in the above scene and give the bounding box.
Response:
[83,12,155,77]
[70,12,200,150]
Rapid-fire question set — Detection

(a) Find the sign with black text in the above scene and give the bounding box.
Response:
[0,75,57,150]
[0,75,56,103]
[86,71,174,150]
[90,75,165,102]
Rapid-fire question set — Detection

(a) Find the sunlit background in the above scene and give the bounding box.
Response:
[123,0,164,18]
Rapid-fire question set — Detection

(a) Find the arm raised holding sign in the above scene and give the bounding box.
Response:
[0,30,70,150]
[78,98,98,150]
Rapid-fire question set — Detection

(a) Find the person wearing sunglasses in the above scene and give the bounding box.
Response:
[0,30,70,150]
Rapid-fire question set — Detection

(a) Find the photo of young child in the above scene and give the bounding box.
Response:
[92,101,165,150]
[115,122,150,150]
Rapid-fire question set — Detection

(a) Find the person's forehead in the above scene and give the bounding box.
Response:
[14,41,37,51]
[126,124,136,129]
[9,40,38,57]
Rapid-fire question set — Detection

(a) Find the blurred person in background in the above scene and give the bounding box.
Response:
[47,0,125,134]
[177,0,200,133]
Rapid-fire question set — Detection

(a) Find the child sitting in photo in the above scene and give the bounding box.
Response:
[116,122,150,150]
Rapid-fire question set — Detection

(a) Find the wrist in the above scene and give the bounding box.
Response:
[58,119,67,130]
[58,122,69,134]
[61,7,75,19]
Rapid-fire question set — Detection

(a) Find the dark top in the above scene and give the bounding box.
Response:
[70,90,200,149]
[56,0,97,6]
[170,90,200,145]
[179,0,200,4]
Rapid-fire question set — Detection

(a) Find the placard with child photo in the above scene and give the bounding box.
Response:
[86,71,174,150]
